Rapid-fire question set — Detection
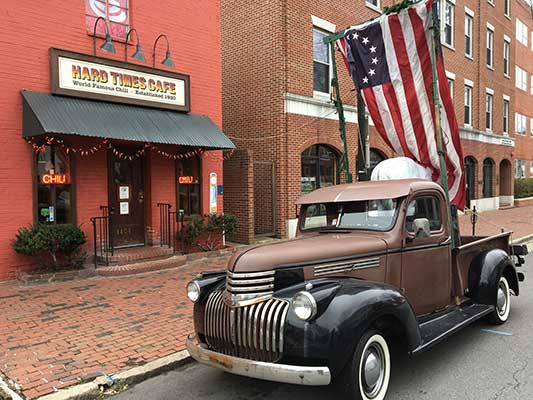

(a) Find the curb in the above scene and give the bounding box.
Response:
[511,234,533,247]
[36,350,192,400]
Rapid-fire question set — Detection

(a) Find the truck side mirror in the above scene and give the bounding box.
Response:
[413,218,431,239]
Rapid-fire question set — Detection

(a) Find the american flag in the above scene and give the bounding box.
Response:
[339,0,466,210]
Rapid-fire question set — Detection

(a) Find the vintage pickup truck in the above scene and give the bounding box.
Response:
[186,179,527,400]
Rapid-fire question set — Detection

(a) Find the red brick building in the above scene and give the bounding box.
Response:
[222,0,518,243]
[0,0,233,279]
[513,0,533,179]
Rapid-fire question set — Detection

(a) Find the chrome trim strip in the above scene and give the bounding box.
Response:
[227,284,274,293]
[314,257,381,276]
[187,335,331,386]
[228,270,275,278]
[227,276,275,285]
[278,303,289,353]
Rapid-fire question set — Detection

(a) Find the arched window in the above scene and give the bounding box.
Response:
[301,145,339,194]
[35,145,73,224]
[369,148,387,177]
[464,156,477,208]
[482,158,495,198]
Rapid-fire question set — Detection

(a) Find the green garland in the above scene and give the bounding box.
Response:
[383,0,423,15]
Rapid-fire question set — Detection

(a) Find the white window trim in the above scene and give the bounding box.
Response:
[464,85,473,127]
[464,13,473,58]
[504,34,511,43]
[504,0,511,18]
[486,22,495,32]
[486,93,493,132]
[441,0,455,50]
[503,40,510,78]
[503,94,510,101]
[503,98,510,135]
[365,0,382,13]
[464,6,474,17]
[487,0,494,6]
[446,71,456,80]
[311,16,336,33]
[486,27,494,69]
[464,78,474,87]
[486,87,494,95]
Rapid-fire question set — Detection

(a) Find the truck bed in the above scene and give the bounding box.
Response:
[452,232,512,298]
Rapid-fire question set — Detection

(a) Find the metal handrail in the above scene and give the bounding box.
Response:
[91,206,113,267]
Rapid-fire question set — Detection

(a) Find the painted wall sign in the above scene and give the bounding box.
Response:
[50,48,190,112]
[178,176,195,184]
[41,173,68,184]
[209,172,217,214]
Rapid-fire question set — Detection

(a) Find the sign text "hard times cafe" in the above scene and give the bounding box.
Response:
[50,48,190,112]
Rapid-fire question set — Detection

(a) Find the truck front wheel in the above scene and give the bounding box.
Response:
[338,330,391,400]
[487,276,511,325]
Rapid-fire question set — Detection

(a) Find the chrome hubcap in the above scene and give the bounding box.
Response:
[362,343,385,398]
[497,282,508,316]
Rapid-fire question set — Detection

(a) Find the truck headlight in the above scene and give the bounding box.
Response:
[292,291,317,321]
[187,280,201,303]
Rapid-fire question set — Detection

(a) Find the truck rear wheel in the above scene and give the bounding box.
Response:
[487,276,511,325]
[338,330,391,400]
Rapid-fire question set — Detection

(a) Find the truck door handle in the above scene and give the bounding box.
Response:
[439,237,451,246]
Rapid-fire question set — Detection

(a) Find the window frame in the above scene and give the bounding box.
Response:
[485,91,493,132]
[175,155,203,218]
[404,195,444,236]
[503,98,510,135]
[33,145,76,225]
[486,26,494,69]
[515,159,526,179]
[464,83,473,127]
[503,39,510,77]
[442,0,455,48]
[85,0,130,41]
[365,0,381,12]
[464,13,473,58]
[515,112,527,135]
[301,144,340,194]
[482,158,495,198]
[312,27,333,97]
[516,18,528,47]
[504,0,510,17]
[516,66,528,91]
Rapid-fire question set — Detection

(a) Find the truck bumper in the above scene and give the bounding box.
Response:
[186,335,331,386]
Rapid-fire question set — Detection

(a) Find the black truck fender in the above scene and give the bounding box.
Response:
[468,248,519,305]
[281,278,420,378]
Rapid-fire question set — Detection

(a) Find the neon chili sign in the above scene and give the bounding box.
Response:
[41,173,68,184]
[178,176,195,184]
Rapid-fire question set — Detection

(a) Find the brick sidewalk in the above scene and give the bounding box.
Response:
[458,205,533,240]
[0,256,229,399]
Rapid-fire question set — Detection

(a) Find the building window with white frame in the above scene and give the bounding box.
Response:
[516,66,528,91]
[313,28,330,95]
[366,0,380,11]
[486,27,494,68]
[515,112,527,134]
[464,84,472,126]
[465,13,473,57]
[530,161,533,177]
[485,92,493,131]
[504,0,510,17]
[443,1,454,47]
[531,117,533,135]
[515,159,526,179]
[503,99,509,135]
[503,40,510,77]
[531,75,533,95]
[516,19,528,47]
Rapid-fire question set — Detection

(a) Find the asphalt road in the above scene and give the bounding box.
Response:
[114,252,533,400]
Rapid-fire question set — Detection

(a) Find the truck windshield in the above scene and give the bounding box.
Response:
[301,199,398,232]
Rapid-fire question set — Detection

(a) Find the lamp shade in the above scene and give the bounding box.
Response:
[161,49,175,67]
[100,32,116,54]
[131,43,145,61]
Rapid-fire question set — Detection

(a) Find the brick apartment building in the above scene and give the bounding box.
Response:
[222,0,521,243]
[513,0,533,178]
[0,0,233,279]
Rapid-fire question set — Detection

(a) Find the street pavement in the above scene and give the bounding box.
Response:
[113,252,533,400]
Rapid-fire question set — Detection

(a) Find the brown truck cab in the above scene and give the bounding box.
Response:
[186,179,527,400]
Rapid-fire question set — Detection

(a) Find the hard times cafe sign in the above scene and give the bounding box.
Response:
[50,48,190,112]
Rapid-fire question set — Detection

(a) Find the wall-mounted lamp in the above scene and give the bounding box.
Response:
[125,28,145,62]
[152,34,174,68]
[93,16,116,55]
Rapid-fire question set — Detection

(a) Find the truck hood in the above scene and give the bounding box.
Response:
[229,233,389,272]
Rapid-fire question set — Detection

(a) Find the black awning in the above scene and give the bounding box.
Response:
[21,90,235,149]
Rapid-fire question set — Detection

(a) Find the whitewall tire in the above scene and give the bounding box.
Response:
[488,276,511,325]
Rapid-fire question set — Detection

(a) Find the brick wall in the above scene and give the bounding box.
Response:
[0,0,224,278]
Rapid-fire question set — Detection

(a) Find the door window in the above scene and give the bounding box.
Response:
[405,197,442,233]
[177,156,201,216]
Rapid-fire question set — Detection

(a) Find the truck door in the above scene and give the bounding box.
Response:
[401,194,452,316]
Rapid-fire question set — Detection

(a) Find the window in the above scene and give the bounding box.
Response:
[301,144,338,194]
[443,1,455,47]
[301,199,398,232]
[313,29,331,94]
[504,0,510,17]
[464,85,472,126]
[36,145,73,224]
[486,92,493,131]
[503,40,510,77]
[516,113,527,134]
[515,159,526,179]
[405,197,442,233]
[531,75,533,95]
[503,99,509,135]
[516,18,528,47]
[176,156,201,216]
[516,66,528,91]
[530,161,533,177]
[366,0,380,10]
[464,14,473,57]
[531,118,533,135]
[447,78,454,98]
[486,28,494,68]
[482,159,494,198]
[85,0,129,40]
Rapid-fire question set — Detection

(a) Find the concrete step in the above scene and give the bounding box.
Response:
[97,246,174,266]
[96,255,187,277]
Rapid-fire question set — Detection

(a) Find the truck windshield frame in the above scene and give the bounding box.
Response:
[300,199,400,232]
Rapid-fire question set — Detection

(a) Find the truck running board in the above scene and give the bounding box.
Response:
[412,304,494,354]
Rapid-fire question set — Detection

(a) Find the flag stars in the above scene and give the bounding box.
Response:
[368,69,376,76]
[362,77,369,84]
[371,57,379,65]
[362,37,370,45]
[352,32,359,40]
[370,45,377,53]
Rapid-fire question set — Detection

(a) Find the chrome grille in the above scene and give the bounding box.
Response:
[204,289,289,362]
[314,257,380,277]
[225,270,275,306]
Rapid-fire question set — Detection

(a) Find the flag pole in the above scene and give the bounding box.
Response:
[429,1,459,249]
[328,38,353,184]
